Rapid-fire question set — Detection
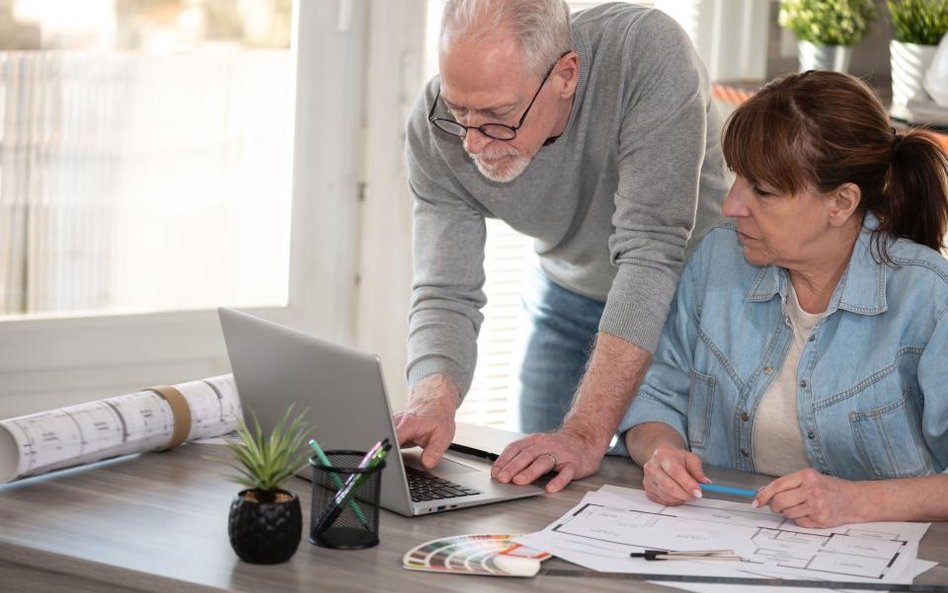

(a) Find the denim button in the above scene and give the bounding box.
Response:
[740,411,749,422]
[799,380,807,388]
[740,448,749,457]
[808,334,816,342]
[763,367,773,375]
[807,431,815,439]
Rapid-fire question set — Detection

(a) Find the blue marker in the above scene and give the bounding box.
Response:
[699,483,758,498]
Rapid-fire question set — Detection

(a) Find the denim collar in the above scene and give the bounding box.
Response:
[744,213,887,316]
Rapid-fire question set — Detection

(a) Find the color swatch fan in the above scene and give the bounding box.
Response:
[402,533,551,577]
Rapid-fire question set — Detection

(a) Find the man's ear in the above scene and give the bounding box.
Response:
[828,182,861,227]
[555,51,579,99]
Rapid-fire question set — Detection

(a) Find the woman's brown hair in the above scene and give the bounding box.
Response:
[721,70,948,262]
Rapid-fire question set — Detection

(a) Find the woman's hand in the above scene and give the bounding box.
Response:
[754,468,860,528]
[640,445,708,505]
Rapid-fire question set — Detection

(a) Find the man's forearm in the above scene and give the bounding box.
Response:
[408,373,461,410]
[562,332,652,452]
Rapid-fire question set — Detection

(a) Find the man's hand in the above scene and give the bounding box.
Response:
[491,425,608,493]
[393,374,459,469]
[493,333,653,493]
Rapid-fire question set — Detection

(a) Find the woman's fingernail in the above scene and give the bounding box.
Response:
[693,489,702,498]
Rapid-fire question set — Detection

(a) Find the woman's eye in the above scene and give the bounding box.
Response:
[753,186,774,197]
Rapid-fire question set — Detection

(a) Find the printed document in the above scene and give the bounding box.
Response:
[518,485,935,593]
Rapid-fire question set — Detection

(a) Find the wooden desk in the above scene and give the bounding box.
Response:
[1,444,946,593]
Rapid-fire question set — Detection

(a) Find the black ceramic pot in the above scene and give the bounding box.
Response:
[228,489,303,564]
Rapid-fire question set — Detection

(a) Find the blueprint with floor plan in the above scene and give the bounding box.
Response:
[517,484,935,593]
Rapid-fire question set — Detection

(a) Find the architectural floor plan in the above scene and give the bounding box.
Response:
[518,484,934,592]
[553,500,909,580]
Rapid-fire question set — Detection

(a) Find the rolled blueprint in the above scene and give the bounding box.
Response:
[0,374,241,482]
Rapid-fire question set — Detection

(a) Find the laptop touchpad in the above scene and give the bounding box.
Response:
[433,456,482,475]
[402,448,481,475]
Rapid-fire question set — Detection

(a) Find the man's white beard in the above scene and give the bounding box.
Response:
[468,146,532,183]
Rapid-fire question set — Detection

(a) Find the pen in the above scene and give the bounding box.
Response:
[447,442,499,461]
[314,439,391,535]
[630,549,742,561]
[699,483,758,498]
[338,437,387,496]
[308,438,369,528]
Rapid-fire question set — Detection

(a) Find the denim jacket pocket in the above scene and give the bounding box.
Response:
[687,369,716,450]
[850,390,932,479]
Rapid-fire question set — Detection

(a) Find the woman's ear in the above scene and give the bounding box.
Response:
[828,182,861,227]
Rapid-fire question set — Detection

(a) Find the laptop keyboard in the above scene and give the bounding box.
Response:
[405,465,482,502]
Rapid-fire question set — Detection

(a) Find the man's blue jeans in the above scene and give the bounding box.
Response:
[515,266,605,434]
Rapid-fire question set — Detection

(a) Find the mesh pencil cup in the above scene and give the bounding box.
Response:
[309,450,385,549]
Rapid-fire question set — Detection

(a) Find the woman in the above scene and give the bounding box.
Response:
[620,70,948,528]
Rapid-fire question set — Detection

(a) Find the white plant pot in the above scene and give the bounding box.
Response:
[797,41,852,73]
[891,40,938,107]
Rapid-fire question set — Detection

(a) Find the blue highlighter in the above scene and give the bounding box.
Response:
[699,483,758,498]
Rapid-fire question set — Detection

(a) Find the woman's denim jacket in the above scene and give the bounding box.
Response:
[618,219,948,479]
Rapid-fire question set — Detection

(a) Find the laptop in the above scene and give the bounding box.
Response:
[218,307,543,516]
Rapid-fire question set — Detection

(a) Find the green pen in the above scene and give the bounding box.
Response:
[309,438,370,528]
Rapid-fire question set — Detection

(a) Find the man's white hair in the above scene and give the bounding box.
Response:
[441,0,574,76]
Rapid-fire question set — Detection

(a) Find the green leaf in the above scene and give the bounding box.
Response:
[887,0,948,44]
[780,0,878,45]
[224,405,311,493]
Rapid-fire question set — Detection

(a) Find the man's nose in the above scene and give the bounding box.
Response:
[463,127,492,154]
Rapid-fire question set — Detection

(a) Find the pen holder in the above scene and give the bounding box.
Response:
[309,450,385,550]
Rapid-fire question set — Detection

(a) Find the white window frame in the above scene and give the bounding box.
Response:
[355,0,428,413]
[0,0,384,417]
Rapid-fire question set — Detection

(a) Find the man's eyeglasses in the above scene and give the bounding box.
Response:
[427,53,566,141]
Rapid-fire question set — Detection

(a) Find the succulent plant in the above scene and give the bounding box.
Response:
[226,406,310,501]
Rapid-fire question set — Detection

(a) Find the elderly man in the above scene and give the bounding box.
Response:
[395,0,729,492]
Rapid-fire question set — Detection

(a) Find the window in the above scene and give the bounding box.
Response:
[0,0,372,418]
[1,1,292,318]
[456,220,534,429]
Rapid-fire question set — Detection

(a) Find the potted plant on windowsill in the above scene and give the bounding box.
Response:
[780,0,877,72]
[887,0,948,113]
[226,407,310,564]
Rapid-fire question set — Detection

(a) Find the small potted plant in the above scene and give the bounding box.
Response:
[779,0,878,72]
[887,0,948,110]
[226,406,310,564]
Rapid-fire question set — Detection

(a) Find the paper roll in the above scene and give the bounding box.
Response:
[147,385,193,450]
[0,374,242,483]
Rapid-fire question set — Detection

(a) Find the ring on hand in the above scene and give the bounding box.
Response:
[541,453,558,468]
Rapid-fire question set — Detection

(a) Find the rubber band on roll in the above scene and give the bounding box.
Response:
[148,385,193,450]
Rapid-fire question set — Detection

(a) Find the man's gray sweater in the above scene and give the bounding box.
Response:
[405,3,730,396]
